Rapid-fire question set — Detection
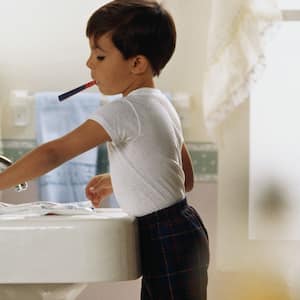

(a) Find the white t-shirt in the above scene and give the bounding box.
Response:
[89,88,185,216]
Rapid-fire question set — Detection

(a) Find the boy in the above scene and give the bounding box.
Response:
[0,1,209,299]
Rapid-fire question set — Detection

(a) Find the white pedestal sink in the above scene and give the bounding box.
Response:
[0,208,141,300]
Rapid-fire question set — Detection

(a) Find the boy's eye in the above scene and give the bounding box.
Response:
[97,56,105,61]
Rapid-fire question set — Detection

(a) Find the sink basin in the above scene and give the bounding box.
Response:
[0,208,141,300]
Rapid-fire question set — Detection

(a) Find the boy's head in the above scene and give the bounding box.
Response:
[86,0,176,76]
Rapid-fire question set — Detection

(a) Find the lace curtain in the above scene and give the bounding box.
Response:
[203,0,282,138]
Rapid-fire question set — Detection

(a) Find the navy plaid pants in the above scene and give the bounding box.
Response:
[137,199,209,300]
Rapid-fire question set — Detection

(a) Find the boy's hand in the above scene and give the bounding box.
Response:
[85,173,113,208]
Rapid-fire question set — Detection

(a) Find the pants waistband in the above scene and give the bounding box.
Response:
[137,198,187,226]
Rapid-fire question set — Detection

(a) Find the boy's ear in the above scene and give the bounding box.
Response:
[130,55,150,75]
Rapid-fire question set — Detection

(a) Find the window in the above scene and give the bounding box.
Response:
[249,2,300,240]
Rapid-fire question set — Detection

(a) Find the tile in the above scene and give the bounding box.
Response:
[186,142,218,182]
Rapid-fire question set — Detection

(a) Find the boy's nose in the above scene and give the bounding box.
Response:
[86,56,93,69]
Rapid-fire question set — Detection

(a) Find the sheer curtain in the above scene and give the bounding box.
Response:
[203,0,282,139]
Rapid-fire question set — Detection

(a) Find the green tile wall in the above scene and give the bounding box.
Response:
[186,142,218,182]
[0,139,36,162]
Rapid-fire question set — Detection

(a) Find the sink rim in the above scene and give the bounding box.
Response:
[0,208,133,221]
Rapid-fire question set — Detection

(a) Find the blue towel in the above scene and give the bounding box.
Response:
[96,144,119,208]
[35,92,101,203]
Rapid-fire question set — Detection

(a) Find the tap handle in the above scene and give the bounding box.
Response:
[15,182,28,192]
[0,155,12,165]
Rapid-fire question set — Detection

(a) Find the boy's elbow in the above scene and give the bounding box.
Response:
[183,164,194,193]
[185,179,194,193]
[181,143,194,193]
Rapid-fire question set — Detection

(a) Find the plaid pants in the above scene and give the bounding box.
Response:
[137,199,209,300]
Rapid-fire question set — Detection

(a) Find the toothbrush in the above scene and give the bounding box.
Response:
[58,80,97,101]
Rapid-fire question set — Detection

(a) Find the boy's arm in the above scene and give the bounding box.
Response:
[0,120,110,190]
[182,143,194,192]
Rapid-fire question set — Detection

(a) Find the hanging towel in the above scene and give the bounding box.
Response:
[202,0,281,139]
[95,144,119,208]
[35,92,101,203]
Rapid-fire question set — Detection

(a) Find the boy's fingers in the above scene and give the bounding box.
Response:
[91,189,112,207]
[89,182,111,194]
[88,187,96,193]
[86,175,112,205]
[92,201,100,208]
[87,175,102,187]
[87,178,104,191]
[86,179,98,190]
[91,197,101,208]
[85,187,94,198]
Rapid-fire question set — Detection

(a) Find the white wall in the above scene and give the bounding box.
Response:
[0,0,100,93]
[156,0,211,141]
[0,0,106,140]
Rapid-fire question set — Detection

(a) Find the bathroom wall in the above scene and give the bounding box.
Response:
[0,1,221,300]
[214,98,298,298]
[0,0,294,299]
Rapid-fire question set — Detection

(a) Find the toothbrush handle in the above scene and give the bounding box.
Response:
[58,84,87,101]
[58,80,96,101]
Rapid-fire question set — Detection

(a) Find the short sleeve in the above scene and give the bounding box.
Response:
[88,99,140,145]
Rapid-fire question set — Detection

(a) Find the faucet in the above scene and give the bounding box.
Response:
[0,155,28,192]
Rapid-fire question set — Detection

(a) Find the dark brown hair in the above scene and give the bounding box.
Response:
[86,0,176,76]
